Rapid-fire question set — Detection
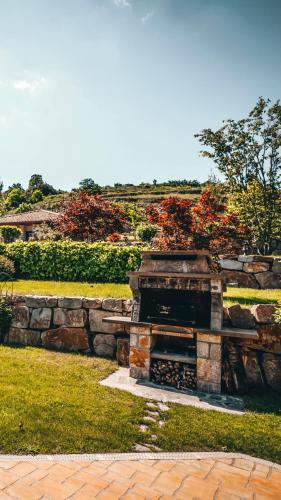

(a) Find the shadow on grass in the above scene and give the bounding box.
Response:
[243,389,281,415]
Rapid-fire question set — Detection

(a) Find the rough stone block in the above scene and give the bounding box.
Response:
[242,350,263,386]
[89,309,123,334]
[93,334,117,358]
[57,297,82,309]
[11,305,29,329]
[139,335,152,349]
[238,256,254,263]
[197,358,221,384]
[122,299,132,314]
[262,353,281,392]
[130,333,138,347]
[83,297,102,309]
[219,259,243,271]
[197,332,221,344]
[130,325,151,335]
[25,295,58,308]
[197,341,209,358]
[256,325,281,351]
[53,308,87,327]
[221,270,259,289]
[227,305,255,329]
[30,308,52,330]
[130,366,149,379]
[41,327,89,351]
[255,272,281,289]
[102,298,123,313]
[8,327,41,346]
[251,304,276,324]
[209,343,221,360]
[129,347,149,368]
[272,261,281,274]
[243,262,269,273]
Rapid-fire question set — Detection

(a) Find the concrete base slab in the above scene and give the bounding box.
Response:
[100,368,244,415]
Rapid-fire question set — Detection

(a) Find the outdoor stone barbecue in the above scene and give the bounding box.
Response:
[103,251,259,393]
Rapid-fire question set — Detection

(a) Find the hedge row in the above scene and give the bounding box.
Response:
[0,241,141,283]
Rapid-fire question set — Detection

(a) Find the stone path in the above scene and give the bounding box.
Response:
[100,367,244,414]
[0,452,280,499]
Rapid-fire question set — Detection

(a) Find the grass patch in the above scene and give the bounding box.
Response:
[223,287,281,308]
[151,390,281,464]
[0,346,146,454]
[0,347,280,461]
[10,280,131,299]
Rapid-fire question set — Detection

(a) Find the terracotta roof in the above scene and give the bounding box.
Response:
[0,210,59,226]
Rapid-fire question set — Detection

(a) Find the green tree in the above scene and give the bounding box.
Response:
[29,189,43,204]
[78,178,101,195]
[28,174,44,191]
[4,188,25,210]
[195,97,281,254]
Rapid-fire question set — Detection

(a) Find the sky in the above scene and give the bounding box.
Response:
[0,0,280,191]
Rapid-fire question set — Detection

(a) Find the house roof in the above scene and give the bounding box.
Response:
[0,209,59,226]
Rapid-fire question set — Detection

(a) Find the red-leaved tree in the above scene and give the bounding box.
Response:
[146,197,193,250]
[146,188,250,253]
[55,192,126,242]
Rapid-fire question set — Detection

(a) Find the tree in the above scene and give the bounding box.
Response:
[146,197,194,250]
[146,189,248,253]
[195,97,281,254]
[78,178,101,195]
[28,174,57,196]
[29,189,43,204]
[28,174,44,191]
[4,188,25,210]
[54,192,126,242]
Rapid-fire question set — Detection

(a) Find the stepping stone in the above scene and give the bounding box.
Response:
[158,420,165,428]
[133,443,152,452]
[158,403,169,411]
[151,434,158,441]
[146,410,159,417]
[139,425,149,433]
[143,416,157,423]
[146,402,158,409]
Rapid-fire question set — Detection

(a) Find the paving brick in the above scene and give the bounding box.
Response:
[152,471,185,495]
[178,476,219,499]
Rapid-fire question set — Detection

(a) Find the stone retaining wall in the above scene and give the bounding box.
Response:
[5,295,131,358]
[3,295,281,394]
[219,255,281,289]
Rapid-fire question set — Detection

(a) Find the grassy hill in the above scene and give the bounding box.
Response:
[32,182,202,211]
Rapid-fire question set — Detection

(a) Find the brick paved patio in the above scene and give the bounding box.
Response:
[0,453,279,499]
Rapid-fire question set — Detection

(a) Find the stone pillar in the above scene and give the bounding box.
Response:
[210,279,223,330]
[129,324,152,380]
[197,332,221,393]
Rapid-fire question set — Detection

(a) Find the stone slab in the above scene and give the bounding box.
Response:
[220,259,243,271]
[100,368,244,414]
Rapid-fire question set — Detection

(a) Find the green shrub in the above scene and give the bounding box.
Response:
[0,255,15,279]
[136,223,157,242]
[0,299,12,342]
[0,241,141,283]
[0,226,22,243]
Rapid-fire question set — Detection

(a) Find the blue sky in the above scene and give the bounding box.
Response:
[0,0,280,190]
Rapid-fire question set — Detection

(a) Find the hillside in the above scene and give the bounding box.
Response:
[31,182,202,212]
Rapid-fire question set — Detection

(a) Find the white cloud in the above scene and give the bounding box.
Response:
[141,10,154,24]
[114,0,131,7]
[13,77,46,93]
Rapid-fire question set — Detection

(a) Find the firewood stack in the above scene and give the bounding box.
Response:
[150,359,197,390]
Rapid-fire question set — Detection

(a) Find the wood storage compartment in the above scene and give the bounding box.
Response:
[150,359,197,390]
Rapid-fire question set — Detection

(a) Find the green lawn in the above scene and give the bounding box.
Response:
[10,280,281,307]
[0,346,280,462]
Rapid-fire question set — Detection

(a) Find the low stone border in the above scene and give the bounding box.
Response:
[0,452,279,470]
